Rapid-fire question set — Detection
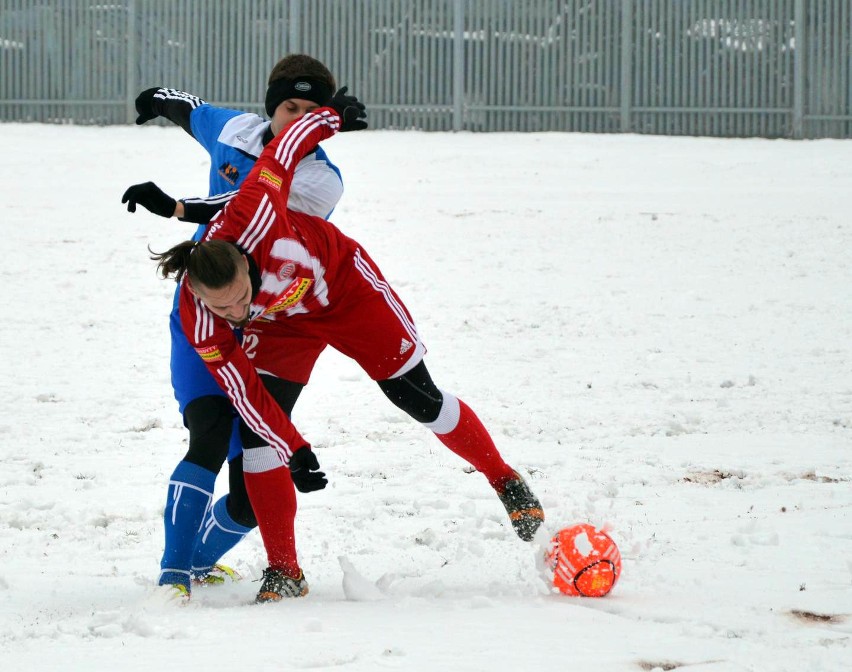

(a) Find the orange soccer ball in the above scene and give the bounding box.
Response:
[544,524,622,597]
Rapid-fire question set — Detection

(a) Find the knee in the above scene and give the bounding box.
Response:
[378,362,444,423]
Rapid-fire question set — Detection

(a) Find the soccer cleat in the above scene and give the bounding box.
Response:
[192,563,241,587]
[154,582,191,603]
[497,471,545,542]
[255,568,309,603]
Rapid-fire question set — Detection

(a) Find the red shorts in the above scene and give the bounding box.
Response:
[242,246,426,384]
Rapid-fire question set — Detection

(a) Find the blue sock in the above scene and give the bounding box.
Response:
[190,495,252,578]
[159,461,216,589]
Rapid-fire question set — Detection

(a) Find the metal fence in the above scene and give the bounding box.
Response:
[1,0,850,138]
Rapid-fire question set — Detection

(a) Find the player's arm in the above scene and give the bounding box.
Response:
[282,87,366,218]
[179,192,238,223]
[260,96,361,214]
[121,181,237,224]
[289,156,344,219]
[178,283,309,466]
[120,162,339,224]
[240,109,342,216]
[133,87,205,135]
[121,163,342,225]
[122,110,346,224]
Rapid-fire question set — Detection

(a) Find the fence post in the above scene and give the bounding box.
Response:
[793,0,805,139]
[126,0,137,124]
[620,0,632,133]
[289,0,301,53]
[453,0,464,131]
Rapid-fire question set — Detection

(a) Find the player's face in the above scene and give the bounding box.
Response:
[193,256,253,327]
[270,98,322,135]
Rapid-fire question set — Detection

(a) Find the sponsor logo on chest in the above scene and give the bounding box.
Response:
[262,277,313,316]
[218,162,239,185]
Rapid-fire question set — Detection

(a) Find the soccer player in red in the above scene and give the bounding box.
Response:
[152,103,544,603]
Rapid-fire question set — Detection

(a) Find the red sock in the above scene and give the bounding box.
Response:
[435,398,516,489]
[243,466,301,576]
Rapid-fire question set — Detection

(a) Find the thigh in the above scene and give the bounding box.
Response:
[323,247,427,380]
[183,395,234,471]
[170,306,228,413]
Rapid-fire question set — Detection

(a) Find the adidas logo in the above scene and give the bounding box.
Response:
[399,338,413,355]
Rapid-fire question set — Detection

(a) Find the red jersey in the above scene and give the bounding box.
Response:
[178,109,347,464]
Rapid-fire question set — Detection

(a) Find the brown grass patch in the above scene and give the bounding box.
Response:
[789,609,845,624]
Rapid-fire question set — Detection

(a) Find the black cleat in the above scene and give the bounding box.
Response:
[255,568,309,603]
[497,471,545,542]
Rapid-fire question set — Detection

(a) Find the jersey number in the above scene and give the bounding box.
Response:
[242,333,260,359]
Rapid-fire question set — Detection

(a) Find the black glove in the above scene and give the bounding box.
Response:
[329,86,368,132]
[121,182,177,218]
[134,87,161,125]
[289,447,327,493]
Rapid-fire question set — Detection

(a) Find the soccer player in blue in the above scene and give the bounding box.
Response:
[122,54,367,598]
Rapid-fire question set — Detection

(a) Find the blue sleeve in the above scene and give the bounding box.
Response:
[188,105,244,156]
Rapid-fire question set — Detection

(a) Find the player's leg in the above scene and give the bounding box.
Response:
[188,449,252,586]
[327,246,544,541]
[377,362,543,540]
[159,305,235,592]
[376,361,515,487]
[191,376,305,583]
[232,331,321,602]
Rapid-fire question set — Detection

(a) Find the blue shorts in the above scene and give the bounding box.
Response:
[170,289,244,461]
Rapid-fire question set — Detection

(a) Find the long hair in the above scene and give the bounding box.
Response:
[150,239,243,288]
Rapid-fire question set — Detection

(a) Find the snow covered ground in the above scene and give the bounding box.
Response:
[0,123,850,671]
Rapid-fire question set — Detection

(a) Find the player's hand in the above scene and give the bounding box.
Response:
[329,86,367,132]
[134,87,161,125]
[121,182,177,218]
[289,447,327,493]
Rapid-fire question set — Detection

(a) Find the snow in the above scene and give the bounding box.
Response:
[1,123,850,671]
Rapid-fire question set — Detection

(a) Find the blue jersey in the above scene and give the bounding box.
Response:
[149,88,343,240]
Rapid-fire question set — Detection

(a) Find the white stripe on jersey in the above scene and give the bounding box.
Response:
[193,295,214,342]
[236,194,276,253]
[183,190,237,207]
[353,249,419,340]
[274,112,339,170]
[217,362,294,462]
[262,238,324,298]
[154,88,205,109]
[276,116,324,170]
